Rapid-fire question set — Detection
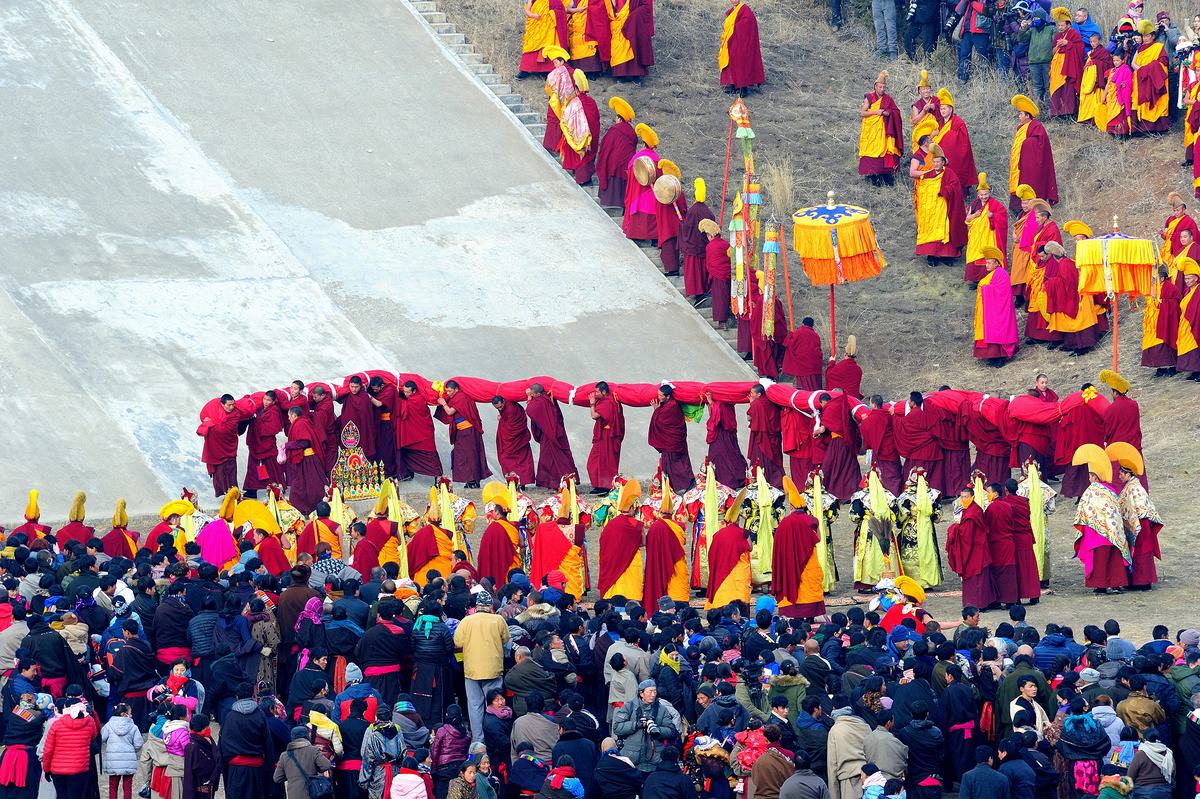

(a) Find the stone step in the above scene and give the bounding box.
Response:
[527,123,547,137]
[431,22,456,34]
[514,111,540,124]
[486,82,509,94]
[411,0,437,11]
[665,275,685,289]
[478,73,502,86]
[440,32,466,44]
[447,42,473,54]
[421,11,448,23]
[460,52,484,65]
[467,63,494,75]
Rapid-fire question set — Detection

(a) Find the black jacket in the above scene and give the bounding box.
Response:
[896,718,945,781]
[130,594,159,641]
[412,619,455,663]
[960,763,1013,799]
[892,679,941,730]
[115,636,160,694]
[593,752,644,799]
[286,664,330,713]
[697,695,749,736]
[551,731,599,796]
[218,699,269,759]
[152,598,195,649]
[483,710,512,764]
[999,757,1037,799]
[639,761,696,799]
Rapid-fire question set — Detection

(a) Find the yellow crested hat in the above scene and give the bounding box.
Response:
[573,69,589,92]
[1137,18,1154,35]
[876,69,889,86]
[977,172,990,191]
[917,69,930,88]
[928,142,945,159]
[1063,220,1092,239]
[635,122,658,148]
[659,159,681,180]
[425,485,439,518]
[1099,369,1131,394]
[608,96,634,122]
[541,44,569,62]
[783,476,805,509]
[1051,6,1071,22]
[1105,442,1144,476]
[694,177,707,203]
[374,485,393,517]
[159,499,194,521]
[232,498,280,535]
[68,491,86,523]
[1015,184,1037,201]
[936,87,954,107]
[698,218,721,236]
[724,487,747,524]
[1011,94,1040,117]
[1071,443,1113,483]
[482,480,512,512]
[1177,256,1200,276]
[894,575,926,604]
[659,476,674,514]
[846,334,858,357]
[23,489,40,522]
[980,245,1004,263]
[617,479,642,513]
[111,498,128,529]
[218,487,240,522]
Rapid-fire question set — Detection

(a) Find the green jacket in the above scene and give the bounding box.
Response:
[735,680,771,723]
[767,673,810,729]
[1028,24,1055,64]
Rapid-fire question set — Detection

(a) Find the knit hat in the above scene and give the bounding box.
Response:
[658,596,674,612]
[290,726,309,740]
[1181,629,1200,648]
[638,679,656,692]
[475,590,494,608]
[1078,668,1101,684]
[345,663,363,684]
[697,684,716,698]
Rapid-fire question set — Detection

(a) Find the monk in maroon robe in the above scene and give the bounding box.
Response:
[243,391,284,496]
[1053,387,1107,499]
[349,522,381,575]
[1142,272,1181,370]
[586,382,624,492]
[1104,388,1142,451]
[643,511,686,607]
[946,489,997,609]
[560,83,601,185]
[491,397,536,487]
[783,408,816,489]
[999,479,1042,601]
[706,396,747,489]
[398,382,444,480]
[648,385,694,490]
[703,225,733,326]
[101,521,139,560]
[199,394,246,497]
[434,381,491,487]
[680,194,715,301]
[255,531,292,576]
[982,486,1018,605]
[526,386,578,489]
[780,318,824,389]
[365,515,398,563]
[859,399,902,495]
[929,394,969,496]
[595,101,636,207]
[337,376,377,460]
[1049,20,1085,116]
[656,190,687,277]
[1009,109,1058,213]
[965,398,1012,485]
[825,343,863,397]
[815,392,863,501]
[718,1,764,89]
[369,378,401,479]
[1044,253,1101,352]
[611,0,654,78]
[746,385,784,488]
[278,380,308,432]
[310,386,339,474]
[750,287,785,379]
[1015,375,1059,478]
[771,504,824,618]
[1133,33,1170,134]
[892,393,944,488]
[597,505,643,599]
[285,407,327,516]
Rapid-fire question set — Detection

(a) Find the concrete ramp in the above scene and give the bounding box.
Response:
[0,0,751,518]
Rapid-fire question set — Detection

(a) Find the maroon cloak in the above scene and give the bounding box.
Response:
[527,394,578,489]
[648,398,694,489]
[1053,393,1106,498]
[595,120,636,207]
[681,201,716,297]
[285,416,327,516]
[916,167,968,257]
[560,92,602,185]
[1133,42,1169,133]
[297,518,341,558]
[859,408,902,495]
[311,393,339,473]
[771,511,823,617]
[750,295,786,378]
[495,401,536,487]
[746,395,784,487]
[656,195,688,276]
[707,401,748,489]
[780,325,824,389]
[372,383,401,479]
[100,527,138,559]
[965,400,1012,485]
[936,113,978,190]
[706,524,750,602]
[858,92,904,175]
[435,392,491,483]
[983,498,1021,604]
[946,502,997,608]
[407,523,453,579]
[1050,27,1085,116]
[817,394,862,500]
[477,520,519,586]
[719,3,765,89]
[597,514,643,596]
[243,404,284,491]
[337,390,377,459]
[1142,280,1181,368]
[1045,256,1100,352]
[587,395,624,491]
[1009,118,1058,212]
[611,0,654,78]
[256,535,291,576]
[929,400,969,496]
[397,393,443,478]
[705,235,733,324]
[200,409,244,495]
[1104,394,1141,450]
[825,357,863,398]
[1000,493,1042,600]
[892,402,943,486]
[352,536,381,576]
[644,517,686,607]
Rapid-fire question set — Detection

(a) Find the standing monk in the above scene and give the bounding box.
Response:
[1008,95,1058,213]
[597,480,644,600]
[649,384,695,490]
[1110,444,1160,590]
[746,385,784,488]
[397,381,444,481]
[298,500,342,559]
[564,0,607,74]
[12,490,49,538]
[653,161,688,276]
[999,478,1043,603]
[1046,235,1104,353]
[825,336,863,397]
[932,89,977,191]
[1161,192,1200,267]
[1176,259,1200,379]
[892,392,944,487]
[309,386,339,475]
[526,383,578,489]
[681,178,716,305]
[490,397,536,489]
[1077,33,1112,125]
[860,395,902,495]
[529,487,588,599]
[1142,265,1183,374]
[102,498,138,559]
[705,394,747,489]
[1100,370,1142,455]
[966,397,1012,485]
[1131,20,1170,133]
[477,483,524,586]
[284,406,327,516]
[771,478,826,618]
[718,0,764,91]
[622,124,660,241]
[910,71,941,152]
[434,381,491,489]
[781,317,825,389]
[1070,444,1128,594]
[815,391,864,501]
[643,479,690,606]
[54,492,93,549]
[1016,374,1061,477]
[1049,7,1086,116]
[199,394,247,498]
[964,175,1009,283]
[911,143,967,266]
[858,70,903,184]
[558,70,602,185]
[368,377,400,479]
[595,97,636,208]
[587,382,624,494]
[337,376,377,461]
[408,488,456,586]
[519,0,568,75]
[706,491,751,609]
[1024,219,1065,348]
[701,219,734,327]
[607,0,653,80]
[243,390,284,498]
[1008,185,1038,301]
[973,246,1019,366]
[946,487,997,609]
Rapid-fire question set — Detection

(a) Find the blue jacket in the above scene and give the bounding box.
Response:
[332,682,384,722]
[1073,17,1102,51]
[1033,635,1074,671]
[961,763,1012,799]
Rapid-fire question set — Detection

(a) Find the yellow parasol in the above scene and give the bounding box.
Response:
[1074,216,1156,371]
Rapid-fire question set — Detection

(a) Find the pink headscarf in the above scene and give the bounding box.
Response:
[196,519,238,571]
[294,596,324,633]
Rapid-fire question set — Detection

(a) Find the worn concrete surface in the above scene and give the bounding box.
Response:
[0,0,752,519]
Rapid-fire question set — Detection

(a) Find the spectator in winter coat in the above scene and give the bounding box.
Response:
[552,716,599,797]
[43,700,101,798]
[638,747,697,799]
[796,696,833,780]
[511,692,560,763]
[593,737,642,799]
[827,706,871,799]
[996,737,1036,799]
[1092,696,1125,747]
[960,746,1012,799]
[698,681,751,736]
[431,705,472,797]
[101,703,145,799]
[1116,677,1166,737]
[781,749,832,799]
[1034,629,1075,672]
[273,725,333,798]
[864,710,909,780]
[506,647,558,716]
[896,701,945,799]
[611,680,679,774]
[770,696,802,753]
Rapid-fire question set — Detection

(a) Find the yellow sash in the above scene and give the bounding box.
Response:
[1132,43,1168,122]
[858,98,890,158]
[915,173,950,245]
[1142,289,1163,350]
[974,268,995,342]
[1049,51,1068,96]
[663,519,691,602]
[1078,63,1100,124]
[966,210,999,264]
[567,0,598,59]
[718,3,742,72]
[1009,121,1029,194]
[1180,286,1199,356]
[707,553,751,609]
[607,0,633,66]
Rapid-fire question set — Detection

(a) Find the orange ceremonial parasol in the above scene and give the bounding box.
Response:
[1074,215,1156,371]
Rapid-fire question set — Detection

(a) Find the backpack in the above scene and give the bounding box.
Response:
[287,749,334,799]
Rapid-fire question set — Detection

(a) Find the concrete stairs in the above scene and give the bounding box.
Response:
[406,0,745,358]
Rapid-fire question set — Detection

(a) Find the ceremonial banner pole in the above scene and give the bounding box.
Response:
[779,221,795,331]
[829,285,837,355]
[719,118,734,226]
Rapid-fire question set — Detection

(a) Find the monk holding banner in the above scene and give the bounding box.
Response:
[771,477,826,619]
[598,480,644,600]
[706,489,751,609]
[858,71,903,184]
[718,0,764,91]
[973,246,1019,366]
[1008,94,1058,213]
[643,478,691,606]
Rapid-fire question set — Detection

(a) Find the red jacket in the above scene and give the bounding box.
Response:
[43,712,100,775]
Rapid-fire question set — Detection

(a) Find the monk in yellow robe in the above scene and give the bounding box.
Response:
[1077,33,1111,125]
[564,0,603,73]
[1178,258,1200,378]
[771,477,826,619]
[1131,20,1170,134]
[100,498,139,560]
[705,488,751,610]
[643,478,690,606]
[598,480,645,600]
[520,0,568,75]
[298,501,342,559]
[476,482,525,586]
[407,488,456,587]
[530,486,588,600]
[910,70,940,152]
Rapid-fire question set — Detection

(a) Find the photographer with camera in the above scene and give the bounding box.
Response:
[610,679,679,775]
[1001,1,1034,79]
[1107,17,1140,62]
[903,0,942,61]
[948,0,995,81]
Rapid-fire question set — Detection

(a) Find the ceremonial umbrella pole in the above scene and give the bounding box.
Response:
[791,192,887,353]
[720,98,754,227]
[1074,215,1156,372]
